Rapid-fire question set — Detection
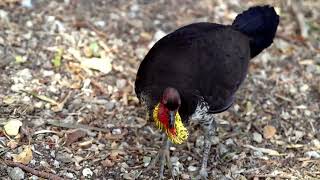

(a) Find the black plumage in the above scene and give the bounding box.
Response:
[136,6,278,119]
[135,5,279,178]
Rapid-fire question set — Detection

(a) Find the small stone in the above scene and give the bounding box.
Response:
[210,136,220,145]
[253,150,264,157]
[187,156,192,161]
[112,128,121,135]
[135,47,147,59]
[170,156,179,163]
[26,20,33,28]
[9,167,25,180]
[94,20,106,27]
[82,168,93,177]
[116,79,127,89]
[30,175,39,180]
[130,4,139,12]
[181,174,190,179]
[252,132,263,143]
[225,138,235,146]
[53,160,60,168]
[106,102,115,111]
[143,156,151,167]
[17,68,32,81]
[21,0,33,8]
[304,151,320,159]
[101,158,114,167]
[42,70,55,77]
[218,144,228,156]
[123,173,132,180]
[64,172,74,179]
[312,139,320,149]
[188,165,198,172]
[299,84,309,92]
[195,136,204,148]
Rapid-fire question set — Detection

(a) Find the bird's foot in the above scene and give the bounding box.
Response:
[147,148,173,179]
[198,168,208,180]
[141,139,173,179]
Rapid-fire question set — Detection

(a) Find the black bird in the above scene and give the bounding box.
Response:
[135,5,279,179]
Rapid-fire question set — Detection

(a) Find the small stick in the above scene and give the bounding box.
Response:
[4,160,64,180]
[46,120,109,133]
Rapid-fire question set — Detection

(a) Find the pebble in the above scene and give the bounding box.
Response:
[53,160,60,168]
[30,175,39,180]
[82,168,93,177]
[225,138,235,146]
[64,172,74,179]
[187,165,198,172]
[143,156,151,167]
[112,128,122,135]
[105,101,115,111]
[181,174,190,179]
[9,167,25,180]
[0,10,9,21]
[170,156,179,163]
[195,136,204,148]
[123,173,132,180]
[17,68,32,81]
[304,151,320,159]
[218,144,228,156]
[312,139,320,148]
[116,79,127,89]
[252,132,263,143]
[21,0,33,8]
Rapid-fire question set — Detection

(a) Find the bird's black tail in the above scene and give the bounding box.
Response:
[232,6,279,58]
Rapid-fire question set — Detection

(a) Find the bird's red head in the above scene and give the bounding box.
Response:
[160,87,181,129]
[153,87,188,144]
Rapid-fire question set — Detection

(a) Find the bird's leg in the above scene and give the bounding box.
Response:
[199,117,216,179]
[145,134,173,179]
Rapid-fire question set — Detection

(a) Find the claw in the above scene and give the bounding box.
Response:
[138,135,174,179]
[199,168,208,180]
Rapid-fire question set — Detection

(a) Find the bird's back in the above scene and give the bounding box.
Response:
[135,23,250,119]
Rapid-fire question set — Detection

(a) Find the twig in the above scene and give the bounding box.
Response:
[90,79,110,97]
[253,174,298,179]
[274,93,294,103]
[289,0,309,39]
[46,120,109,133]
[3,160,64,180]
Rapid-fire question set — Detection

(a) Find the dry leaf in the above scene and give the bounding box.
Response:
[4,119,22,136]
[244,145,282,156]
[13,145,33,164]
[6,140,19,149]
[81,57,112,74]
[64,129,87,146]
[263,125,277,139]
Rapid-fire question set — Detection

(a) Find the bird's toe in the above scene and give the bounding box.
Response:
[199,168,208,180]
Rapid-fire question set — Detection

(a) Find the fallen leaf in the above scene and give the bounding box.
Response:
[4,119,22,136]
[101,158,114,167]
[263,125,277,139]
[52,48,63,68]
[244,145,282,156]
[89,42,100,57]
[81,57,112,74]
[6,140,18,149]
[64,129,87,146]
[13,145,33,164]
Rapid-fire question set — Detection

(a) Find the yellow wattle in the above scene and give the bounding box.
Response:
[152,103,189,144]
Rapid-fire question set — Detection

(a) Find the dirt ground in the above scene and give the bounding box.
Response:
[0,0,320,179]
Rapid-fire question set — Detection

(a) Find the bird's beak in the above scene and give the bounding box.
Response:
[169,111,175,129]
